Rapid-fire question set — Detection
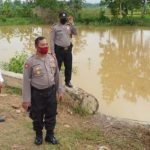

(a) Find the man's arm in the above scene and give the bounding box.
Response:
[54,58,64,100]
[50,26,56,54]
[67,16,77,35]
[70,24,77,35]
[22,60,32,110]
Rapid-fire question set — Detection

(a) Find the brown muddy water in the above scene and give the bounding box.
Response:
[0,25,150,123]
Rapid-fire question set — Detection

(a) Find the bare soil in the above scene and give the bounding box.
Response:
[0,91,150,150]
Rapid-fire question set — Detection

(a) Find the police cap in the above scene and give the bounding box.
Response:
[59,11,67,18]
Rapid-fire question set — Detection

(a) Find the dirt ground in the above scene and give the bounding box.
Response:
[0,92,150,150]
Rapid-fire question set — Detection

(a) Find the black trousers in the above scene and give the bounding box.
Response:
[30,85,57,135]
[55,44,73,84]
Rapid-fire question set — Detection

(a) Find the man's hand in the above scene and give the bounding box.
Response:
[22,101,31,111]
[67,16,74,25]
[0,81,4,93]
[57,93,63,102]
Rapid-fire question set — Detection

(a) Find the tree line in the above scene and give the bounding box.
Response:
[0,0,150,25]
[0,0,85,23]
[100,0,150,18]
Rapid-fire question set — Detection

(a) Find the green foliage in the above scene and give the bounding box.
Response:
[103,0,149,18]
[0,0,14,18]
[73,127,102,141]
[4,86,22,95]
[108,0,119,18]
[111,17,138,25]
[0,0,39,25]
[1,52,28,73]
[69,0,85,18]
[15,5,33,17]
[36,0,58,9]
[0,16,44,26]
[72,106,90,116]
[99,9,110,23]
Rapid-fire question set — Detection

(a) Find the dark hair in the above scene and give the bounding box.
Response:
[35,36,45,46]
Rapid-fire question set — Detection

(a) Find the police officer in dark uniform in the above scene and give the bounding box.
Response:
[50,11,77,88]
[22,36,63,145]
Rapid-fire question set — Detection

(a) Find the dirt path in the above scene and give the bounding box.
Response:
[0,93,150,150]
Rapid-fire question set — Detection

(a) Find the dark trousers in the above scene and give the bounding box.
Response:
[30,85,57,135]
[54,44,73,84]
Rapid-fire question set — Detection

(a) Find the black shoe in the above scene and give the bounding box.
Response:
[65,82,73,88]
[35,135,43,145]
[45,135,59,145]
[0,116,5,123]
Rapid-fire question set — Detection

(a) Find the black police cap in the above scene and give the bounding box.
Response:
[59,11,67,18]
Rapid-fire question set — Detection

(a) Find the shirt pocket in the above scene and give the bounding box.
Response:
[56,30,63,39]
[32,64,43,77]
[50,61,56,75]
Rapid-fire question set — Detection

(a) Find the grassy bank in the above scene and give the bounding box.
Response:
[0,88,149,150]
[0,16,44,26]
[0,14,150,26]
[1,16,150,27]
[76,8,150,26]
[1,9,150,26]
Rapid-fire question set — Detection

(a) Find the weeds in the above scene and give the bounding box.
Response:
[72,106,90,116]
[4,86,22,95]
[0,52,28,73]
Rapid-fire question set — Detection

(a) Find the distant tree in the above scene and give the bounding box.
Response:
[69,0,85,18]
[103,0,149,18]
[1,0,13,17]
[35,0,58,9]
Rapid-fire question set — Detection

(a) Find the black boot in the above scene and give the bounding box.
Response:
[65,82,73,88]
[35,131,43,145]
[45,130,59,145]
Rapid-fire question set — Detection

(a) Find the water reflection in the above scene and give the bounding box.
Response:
[0,25,150,122]
[72,27,87,54]
[99,27,150,103]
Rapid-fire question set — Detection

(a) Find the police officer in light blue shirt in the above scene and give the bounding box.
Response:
[50,11,77,88]
[22,36,63,145]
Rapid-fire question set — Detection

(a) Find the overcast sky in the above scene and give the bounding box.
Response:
[19,0,100,4]
[86,0,100,3]
[57,0,100,4]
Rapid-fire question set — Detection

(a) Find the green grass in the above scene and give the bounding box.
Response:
[4,86,22,95]
[72,106,90,116]
[0,16,44,26]
[0,52,28,73]
[77,7,150,26]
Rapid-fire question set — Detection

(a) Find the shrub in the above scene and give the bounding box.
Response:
[99,9,110,23]
[0,52,28,73]
[111,17,138,25]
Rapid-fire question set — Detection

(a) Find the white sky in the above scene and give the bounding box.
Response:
[58,0,100,4]
[86,0,100,3]
[12,0,100,4]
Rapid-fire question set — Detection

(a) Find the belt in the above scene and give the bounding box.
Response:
[55,44,70,50]
[31,85,55,93]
